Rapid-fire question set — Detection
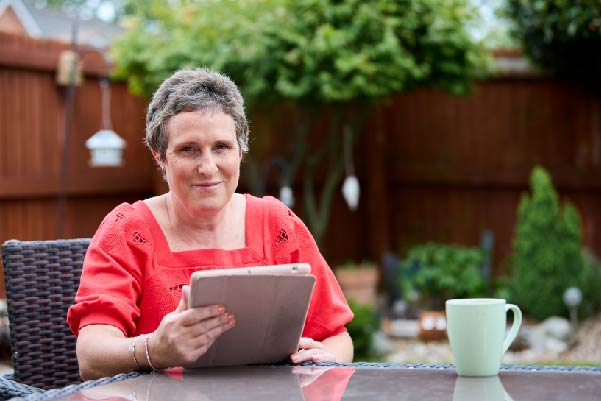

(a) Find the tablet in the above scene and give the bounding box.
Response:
[187,264,315,368]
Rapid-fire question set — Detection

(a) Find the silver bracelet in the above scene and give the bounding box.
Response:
[128,336,142,370]
[144,334,159,372]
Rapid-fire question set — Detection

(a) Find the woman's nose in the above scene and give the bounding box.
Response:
[197,153,218,175]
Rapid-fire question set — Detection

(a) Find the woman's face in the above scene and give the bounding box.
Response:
[160,109,241,216]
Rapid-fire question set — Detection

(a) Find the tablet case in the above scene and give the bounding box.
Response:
[187,274,315,368]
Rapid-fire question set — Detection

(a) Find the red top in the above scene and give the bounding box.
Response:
[67,194,353,341]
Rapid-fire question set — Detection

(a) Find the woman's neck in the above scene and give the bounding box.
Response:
[162,193,245,251]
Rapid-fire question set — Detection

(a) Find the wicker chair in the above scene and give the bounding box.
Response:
[0,238,91,398]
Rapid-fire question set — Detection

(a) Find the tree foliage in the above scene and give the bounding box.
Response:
[111,0,287,105]
[265,0,487,104]
[112,0,487,104]
[505,0,601,95]
[111,0,487,246]
[511,166,586,321]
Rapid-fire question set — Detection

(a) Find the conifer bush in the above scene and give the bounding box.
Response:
[511,166,586,321]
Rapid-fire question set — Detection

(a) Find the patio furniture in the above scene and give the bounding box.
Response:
[0,238,91,399]
[7,362,601,401]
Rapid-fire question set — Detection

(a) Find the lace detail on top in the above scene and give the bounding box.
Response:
[133,231,147,244]
[261,196,300,264]
[276,229,289,243]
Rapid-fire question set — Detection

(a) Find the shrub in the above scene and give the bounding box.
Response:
[510,166,587,321]
[399,243,486,310]
[346,300,379,361]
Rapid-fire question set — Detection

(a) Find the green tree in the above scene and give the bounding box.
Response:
[111,0,285,102]
[111,0,488,246]
[511,166,586,321]
[505,0,601,94]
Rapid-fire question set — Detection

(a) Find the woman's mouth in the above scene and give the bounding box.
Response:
[194,182,221,189]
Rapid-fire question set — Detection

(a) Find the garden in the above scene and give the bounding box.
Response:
[341,166,601,365]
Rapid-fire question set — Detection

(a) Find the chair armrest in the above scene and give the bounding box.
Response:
[4,372,143,401]
[0,374,44,400]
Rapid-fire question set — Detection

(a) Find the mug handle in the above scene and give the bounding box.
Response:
[502,304,522,354]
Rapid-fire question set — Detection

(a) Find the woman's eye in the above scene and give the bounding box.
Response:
[214,143,230,151]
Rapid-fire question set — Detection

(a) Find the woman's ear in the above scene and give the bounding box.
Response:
[152,151,167,178]
[152,151,162,165]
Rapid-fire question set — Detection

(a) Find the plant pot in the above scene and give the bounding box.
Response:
[335,266,378,306]
[418,310,447,341]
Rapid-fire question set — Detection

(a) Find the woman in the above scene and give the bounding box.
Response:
[67,68,354,380]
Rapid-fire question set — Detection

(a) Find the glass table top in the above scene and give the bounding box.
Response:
[42,365,601,401]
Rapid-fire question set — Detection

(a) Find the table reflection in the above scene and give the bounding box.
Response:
[81,366,355,401]
[453,376,513,401]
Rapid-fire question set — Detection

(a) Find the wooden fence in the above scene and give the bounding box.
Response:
[0,33,152,297]
[1,32,600,297]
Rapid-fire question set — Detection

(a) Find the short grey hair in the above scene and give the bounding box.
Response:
[145,68,249,161]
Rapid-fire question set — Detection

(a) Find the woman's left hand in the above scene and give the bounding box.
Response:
[290,337,337,364]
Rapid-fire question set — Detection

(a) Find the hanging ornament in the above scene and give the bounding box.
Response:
[279,185,295,208]
[342,124,360,210]
[342,175,360,210]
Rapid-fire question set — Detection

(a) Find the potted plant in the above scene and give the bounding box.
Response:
[335,261,379,306]
[399,243,486,340]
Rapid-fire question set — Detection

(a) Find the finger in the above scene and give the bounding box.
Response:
[192,316,236,350]
[175,297,186,313]
[175,285,191,313]
[187,313,235,339]
[310,353,336,363]
[291,348,323,364]
[180,305,226,326]
[182,285,190,305]
[298,337,323,350]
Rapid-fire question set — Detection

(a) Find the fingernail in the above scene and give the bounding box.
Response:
[218,306,225,313]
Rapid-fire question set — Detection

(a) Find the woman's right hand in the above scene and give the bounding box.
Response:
[147,285,235,369]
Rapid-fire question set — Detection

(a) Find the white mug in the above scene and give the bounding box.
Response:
[446,298,522,376]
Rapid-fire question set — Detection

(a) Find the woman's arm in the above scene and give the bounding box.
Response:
[77,286,235,380]
[290,331,354,364]
[77,325,139,380]
[322,331,353,362]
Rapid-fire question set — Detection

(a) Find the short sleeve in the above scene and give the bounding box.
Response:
[67,202,152,337]
[261,196,354,341]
